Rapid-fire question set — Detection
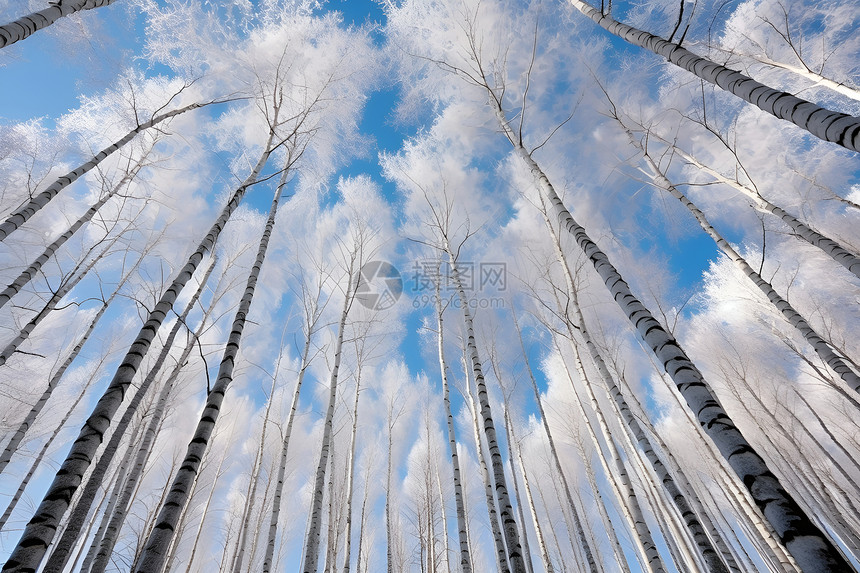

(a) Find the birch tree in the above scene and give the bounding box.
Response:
[132,135,288,571]
[0,88,232,243]
[0,0,118,49]
[386,2,850,567]
[1,119,276,573]
[429,264,472,573]
[566,0,860,152]
[302,226,365,573]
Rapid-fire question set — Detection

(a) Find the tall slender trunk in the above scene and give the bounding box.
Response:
[162,436,215,573]
[85,255,218,573]
[356,464,372,573]
[302,251,358,573]
[0,230,120,368]
[499,405,537,573]
[0,250,141,475]
[648,368,799,571]
[624,125,860,391]
[550,334,633,572]
[386,408,397,573]
[511,311,598,573]
[0,349,109,531]
[0,99,220,242]
[567,0,860,152]
[2,132,273,573]
[444,240,525,573]
[246,457,277,571]
[232,328,285,573]
[184,427,232,573]
[654,136,860,280]
[512,437,552,573]
[698,42,860,103]
[0,0,117,49]
[435,464,452,573]
[0,160,145,310]
[561,326,666,573]
[261,278,325,573]
[341,365,363,573]
[133,165,283,573]
[488,86,847,567]
[463,351,509,573]
[538,195,728,573]
[433,273,472,573]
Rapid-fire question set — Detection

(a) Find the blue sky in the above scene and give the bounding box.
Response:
[2,1,859,571]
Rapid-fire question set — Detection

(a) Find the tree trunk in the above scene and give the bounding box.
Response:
[0,248,141,475]
[0,161,145,310]
[624,125,860,391]
[538,194,729,573]
[0,0,117,49]
[184,427,232,573]
[562,327,666,573]
[86,255,218,573]
[444,240,526,573]
[500,405,538,573]
[0,131,273,573]
[511,311,599,573]
[656,138,860,281]
[0,99,219,242]
[492,91,847,568]
[463,351,509,573]
[513,437,553,573]
[567,0,860,152]
[133,166,282,573]
[433,273,472,573]
[301,254,357,573]
[341,362,363,573]
[0,348,109,531]
[261,270,325,572]
[232,330,283,573]
[0,229,120,368]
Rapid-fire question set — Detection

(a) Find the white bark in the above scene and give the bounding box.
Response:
[0,163,143,310]
[0,99,218,242]
[563,328,665,573]
[302,250,358,573]
[511,312,599,573]
[657,138,860,281]
[500,406,537,573]
[0,230,119,368]
[86,255,217,573]
[698,43,860,103]
[538,196,729,573]
[261,272,326,572]
[133,168,282,573]
[43,253,216,571]
[463,352,509,573]
[0,131,272,572]
[0,249,140,475]
[0,0,117,49]
[445,240,525,573]
[567,0,860,152]
[7,132,272,572]
[340,360,363,573]
[0,348,108,531]
[512,438,552,573]
[625,128,860,391]
[433,274,472,573]
[499,109,847,570]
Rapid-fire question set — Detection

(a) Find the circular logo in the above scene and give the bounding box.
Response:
[355,260,403,310]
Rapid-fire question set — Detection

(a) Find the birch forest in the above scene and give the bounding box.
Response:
[1,0,859,571]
